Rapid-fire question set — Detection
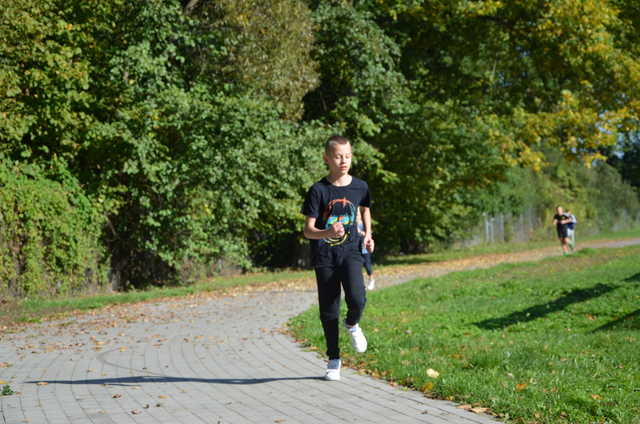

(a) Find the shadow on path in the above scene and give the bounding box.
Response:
[27,375,324,387]
[474,283,617,330]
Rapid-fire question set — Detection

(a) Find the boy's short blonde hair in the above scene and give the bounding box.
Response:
[325,135,351,154]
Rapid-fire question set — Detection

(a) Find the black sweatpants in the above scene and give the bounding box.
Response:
[315,256,366,360]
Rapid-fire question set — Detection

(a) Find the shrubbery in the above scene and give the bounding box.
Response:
[0,159,106,298]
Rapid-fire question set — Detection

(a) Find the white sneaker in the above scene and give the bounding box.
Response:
[366,277,375,290]
[325,359,341,381]
[346,323,367,353]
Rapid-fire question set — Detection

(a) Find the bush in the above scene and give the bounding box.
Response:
[0,159,107,298]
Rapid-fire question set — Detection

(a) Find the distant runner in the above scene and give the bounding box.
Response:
[553,205,571,255]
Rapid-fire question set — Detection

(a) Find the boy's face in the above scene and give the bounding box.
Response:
[324,143,352,176]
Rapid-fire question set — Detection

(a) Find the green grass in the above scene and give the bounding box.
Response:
[289,246,640,424]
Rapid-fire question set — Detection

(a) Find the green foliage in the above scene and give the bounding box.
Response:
[304,3,409,174]
[2,0,640,292]
[0,159,106,298]
[304,3,509,252]
[79,0,327,287]
[1,385,14,396]
[186,0,319,120]
[0,0,94,161]
[1,0,326,288]
[372,103,509,252]
[607,130,640,193]
[357,0,640,166]
[585,161,640,231]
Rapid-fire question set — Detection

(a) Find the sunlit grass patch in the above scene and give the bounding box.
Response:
[290,245,640,423]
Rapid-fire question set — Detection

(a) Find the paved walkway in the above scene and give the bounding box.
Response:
[1,239,638,424]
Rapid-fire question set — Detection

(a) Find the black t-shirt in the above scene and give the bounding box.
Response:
[554,213,568,229]
[301,177,371,267]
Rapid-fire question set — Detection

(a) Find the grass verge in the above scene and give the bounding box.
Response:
[289,245,640,424]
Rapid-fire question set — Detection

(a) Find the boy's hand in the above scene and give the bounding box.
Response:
[327,222,345,238]
[364,236,375,253]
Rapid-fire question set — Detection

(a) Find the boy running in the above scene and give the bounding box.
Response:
[301,135,374,381]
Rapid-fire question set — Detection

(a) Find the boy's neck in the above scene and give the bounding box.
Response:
[327,173,352,187]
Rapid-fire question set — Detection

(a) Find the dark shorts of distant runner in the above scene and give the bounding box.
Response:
[556,226,568,239]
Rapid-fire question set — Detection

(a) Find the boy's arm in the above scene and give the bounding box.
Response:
[304,216,344,240]
[361,206,374,253]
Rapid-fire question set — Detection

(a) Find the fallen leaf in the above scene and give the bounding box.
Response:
[515,383,527,392]
[131,410,141,415]
[112,394,122,399]
[422,382,434,392]
[591,394,602,400]
[458,404,472,410]
[471,407,490,414]
[426,368,440,378]
[158,395,168,399]
[36,382,48,386]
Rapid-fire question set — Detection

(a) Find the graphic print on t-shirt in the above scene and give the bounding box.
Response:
[322,197,356,246]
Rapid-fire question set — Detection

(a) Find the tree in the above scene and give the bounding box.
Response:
[356,0,640,167]
[0,0,96,162]
[1,0,327,286]
[303,2,509,252]
[607,130,640,193]
[184,0,319,120]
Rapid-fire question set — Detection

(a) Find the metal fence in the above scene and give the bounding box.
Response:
[460,207,545,247]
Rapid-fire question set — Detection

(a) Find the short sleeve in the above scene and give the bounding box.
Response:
[301,185,321,218]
